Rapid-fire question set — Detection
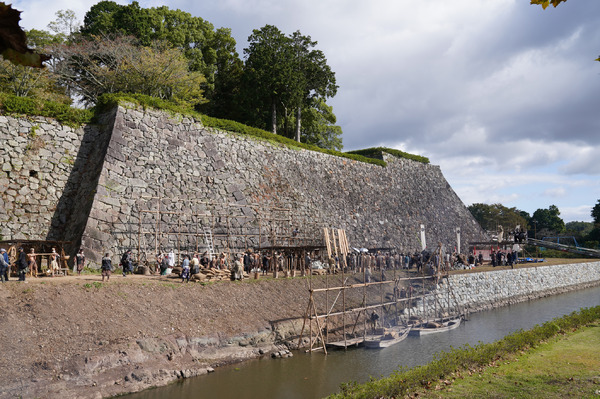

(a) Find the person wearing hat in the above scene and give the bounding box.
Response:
[0,248,8,282]
[50,248,60,276]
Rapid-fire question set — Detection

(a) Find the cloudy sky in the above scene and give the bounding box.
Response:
[15,0,600,222]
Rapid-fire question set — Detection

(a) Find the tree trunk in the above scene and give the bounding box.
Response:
[295,106,301,142]
[271,100,277,134]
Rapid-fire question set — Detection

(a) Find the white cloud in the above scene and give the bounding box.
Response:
[543,187,567,198]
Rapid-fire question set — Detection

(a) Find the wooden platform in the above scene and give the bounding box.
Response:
[326,336,364,349]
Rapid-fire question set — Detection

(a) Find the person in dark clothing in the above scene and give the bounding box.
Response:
[0,248,8,282]
[200,252,210,268]
[243,251,252,274]
[262,254,269,275]
[101,253,112,281]
[121,250,133,276]
[160,254,169,275]
[17,247,28,282]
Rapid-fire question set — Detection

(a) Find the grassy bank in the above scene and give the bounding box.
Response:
[330,306,600,398]
[418,324,600,398]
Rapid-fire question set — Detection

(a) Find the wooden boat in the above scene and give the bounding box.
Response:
[408,316,462,337]
[364,325,411,349]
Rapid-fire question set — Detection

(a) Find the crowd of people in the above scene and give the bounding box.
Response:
[0,246,67,282]
[0,243,522,284]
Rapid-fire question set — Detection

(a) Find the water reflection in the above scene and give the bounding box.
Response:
[124,285,600,399]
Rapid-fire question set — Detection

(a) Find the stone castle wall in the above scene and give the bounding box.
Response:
[1,105,488,265]
[0,110,116,248]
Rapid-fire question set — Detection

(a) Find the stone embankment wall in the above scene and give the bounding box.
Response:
[1,104,487,264]
[414,262,600,317]
[0,111,116,247]
[81,105,487,264]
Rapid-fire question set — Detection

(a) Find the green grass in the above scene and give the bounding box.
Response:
[0,92,94,127]
[330,306,600,398]
[347,146,430,164]
[83,281,103,289]
[423,324,600,398]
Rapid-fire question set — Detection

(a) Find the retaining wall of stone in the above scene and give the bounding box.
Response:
[1,105,488,265]
[0,111,116,247]
[414,262,600,317]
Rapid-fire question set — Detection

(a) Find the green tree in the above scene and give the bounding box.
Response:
[81,1,121,36]
[531,205,565,235]
[241,25,295,135]
[467,203,529,233]
[300,98,343,150]
[0,59,52,97]
[585,200,600,245]
[80,1,237,103]
[289,30,337,143]
[0,28,65,100]
[26,29,64,49]
[51,35,206,107]
[199,27,243,120]
[47,9,81,38]
[565,221,594,246]
[240,25,339,145]
[591,199,600,224]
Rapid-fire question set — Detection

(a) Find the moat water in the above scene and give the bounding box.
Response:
[124,284,600,399]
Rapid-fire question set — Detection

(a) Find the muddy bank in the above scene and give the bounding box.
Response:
[0,273,389,399]
[0,275,302,398]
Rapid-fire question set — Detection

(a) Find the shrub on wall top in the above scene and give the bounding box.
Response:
[347,147,430,164]
[0,93,93,127]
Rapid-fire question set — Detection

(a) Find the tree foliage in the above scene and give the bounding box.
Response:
[80,1,236,97]
[0,25,66,100]
[530,0,568,9]
[531,204,565,235]
[467,203,529,233]
[240,25,338,145]
[300,98,343,151]
[47,9,80,38]
[13,3,346,151]
[590,199,600,225]
[0,58,61,99]
[50,35,206,107]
